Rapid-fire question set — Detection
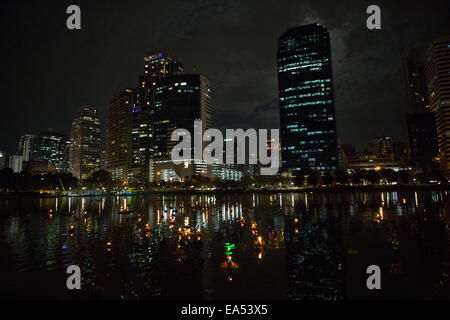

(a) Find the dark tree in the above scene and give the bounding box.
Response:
[364,170,380,185]
[84,170,113,189]
[323,171,334,186]
[352,170,363,185]
[397,170,413,184]
[335,169,348,185]
[306,170,319,186]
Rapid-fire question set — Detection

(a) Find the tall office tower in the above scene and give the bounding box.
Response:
[106,89,133,182]
[34,131,69,172]
[129,52,183,182]
[18,134,37,161]
[148,74,212,181]
[425,35,450,178]
[404,47,439,168]
[69,106,101,180]
[277,24,338,174]
[404,47,429,113]
[154,74,212,155]
[407,113,439,168]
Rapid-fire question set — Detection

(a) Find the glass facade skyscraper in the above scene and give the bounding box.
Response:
[277,24,338,173]
[34,131,69,173]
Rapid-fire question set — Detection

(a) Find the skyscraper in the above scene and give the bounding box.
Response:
[34,131,69,173]
[18,134,37,162]
[154,74,212,154]
[15,132,68,173]
[404,47,429,114]
[149,74,212,182]
[407,113,439,168]
[129,52,183,182]
[106,88,133,182]
[277,24,338,173]
[404,46,439,169]
[69,106,101,180]
[425,35,450,178]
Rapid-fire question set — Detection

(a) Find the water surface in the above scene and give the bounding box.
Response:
[0,191,449,299]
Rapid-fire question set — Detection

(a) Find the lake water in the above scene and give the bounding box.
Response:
[0,191,449,299]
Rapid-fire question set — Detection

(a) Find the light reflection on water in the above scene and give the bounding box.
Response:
[0,191,449,299]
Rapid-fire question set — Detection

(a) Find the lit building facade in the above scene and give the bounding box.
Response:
[129,52,183,182]
[69,106,101,180]
[149,158,211,183]
[106,89,133,182]
[18,134,37,162]
[154,74,212,152]
[149,74,212,182]
[277,24,338,173]
[33,131,69,172]
[425,35,450,178]
[211,164,243,181]
[9,154,23,173]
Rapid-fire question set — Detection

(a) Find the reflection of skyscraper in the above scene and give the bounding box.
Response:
[69,106,101,180]
[277,24,338,173]
[404,46,439,168]
[425,35,450,177]
[106,89,133,182]
[285,193,343,299]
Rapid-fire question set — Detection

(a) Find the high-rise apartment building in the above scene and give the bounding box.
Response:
[425,35,450,178]
[277,24,338,173]
[106,89,133,182]
[69,106,101,180]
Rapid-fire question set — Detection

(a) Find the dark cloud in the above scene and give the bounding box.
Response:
[0,0,449,155]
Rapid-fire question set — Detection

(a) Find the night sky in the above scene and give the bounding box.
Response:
[1,0,449,156]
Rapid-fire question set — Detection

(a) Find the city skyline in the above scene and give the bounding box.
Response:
[2,28,450,179]
[1,2,450,303]
[1,0,450,157]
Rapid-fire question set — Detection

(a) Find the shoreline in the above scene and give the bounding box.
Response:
[0,184,449,198]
